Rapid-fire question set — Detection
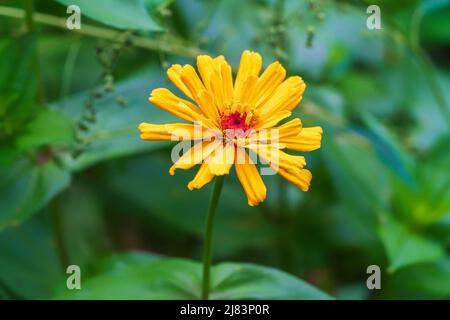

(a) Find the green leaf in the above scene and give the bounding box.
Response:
[210,263,332,300]
[55,0,162,31]
[420,0,450,13]
[59,182,111,267]
[322,130,390,245]
[0,216,65,299]
[90,251,162,275]
[361,113,415,187]
[391,135,450,225]
[0,34,39,137]
[0,158,71,229]
[54,252,331,299]
[53,65,172,171]
[383,258,450,299]
[378,217,445,273]
[15,108,76,151]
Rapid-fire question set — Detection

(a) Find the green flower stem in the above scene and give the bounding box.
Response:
[23,0,34,32]
[0,5,202,58]
[202,175,225,300]
[51,197,69,270]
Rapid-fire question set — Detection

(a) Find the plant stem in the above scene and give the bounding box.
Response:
[201,175,225,300]
[23,0,34,32]
[51,196,70,270]
[0,5,202,58]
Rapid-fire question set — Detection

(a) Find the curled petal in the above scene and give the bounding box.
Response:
[249,144,306,174]
[169,140,220,175]
[278,168,312,192]
[258,76,306,118]
[149,88,203,122]
[180,64,207,103]
[221,62,234,103]
[206,142,235,176]
[197,89,220,124]
[249,61,286,107]
[188,163,215,190]
[235,150,267,206]
[167,64,193,100]
[282,126,323,152]
[254,118,302,144]
[139,123,198,141]
[234,50,262,102]
[254,110,291,130]
[197,55,226,90]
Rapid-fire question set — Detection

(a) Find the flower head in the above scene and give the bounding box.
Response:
[139,50,322,206]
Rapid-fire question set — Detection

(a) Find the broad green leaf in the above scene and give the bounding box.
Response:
[361,113,415,187]
[210,262,332,300]
[0,34,38,137]
[58,182,111,267]
[382,258,450,299]
[0,216,65,299]
[53,65,172,171]
[391,135,450,225]
[15,108,76,151]
[324,131,390,213]
[90,251,161,276]
[322,130,390,245]
[55,0,162,31]
[55,253,331,299]
[378,217,445,273]
[0,158,71,229]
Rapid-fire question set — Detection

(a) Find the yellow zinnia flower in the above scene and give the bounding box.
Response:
[139,50,322,206]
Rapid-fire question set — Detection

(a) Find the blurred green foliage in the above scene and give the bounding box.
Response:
[0,0,449,300]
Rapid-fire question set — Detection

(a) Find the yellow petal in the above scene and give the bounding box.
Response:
[235,75,258,105]
[234,149,267,206]
[167,64,193,100]
[278,168,312,191]
[282,126,323,151]
[221,62,234,103]
[254,118,302,144]
[209,69,225,112]
[180,64,206,101]
[197,55,215,91]
[197,89,220,124]
[234,50,262,102]
[187,163,215,190]
[139,123,198,141]
[258,76,305,118]
[248,61,286,107]
[197,56,232,113]
[276,118,303,138]
[197,55,226,90]
[249,144,306,173]
[207,142,235,175]
[169,140,219,175]
[254,110,291,130]
[149,88,203,122]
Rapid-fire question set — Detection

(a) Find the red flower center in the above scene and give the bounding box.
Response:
[221,112,250,131]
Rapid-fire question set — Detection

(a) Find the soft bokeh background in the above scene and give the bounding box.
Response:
[0,0,449,299]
